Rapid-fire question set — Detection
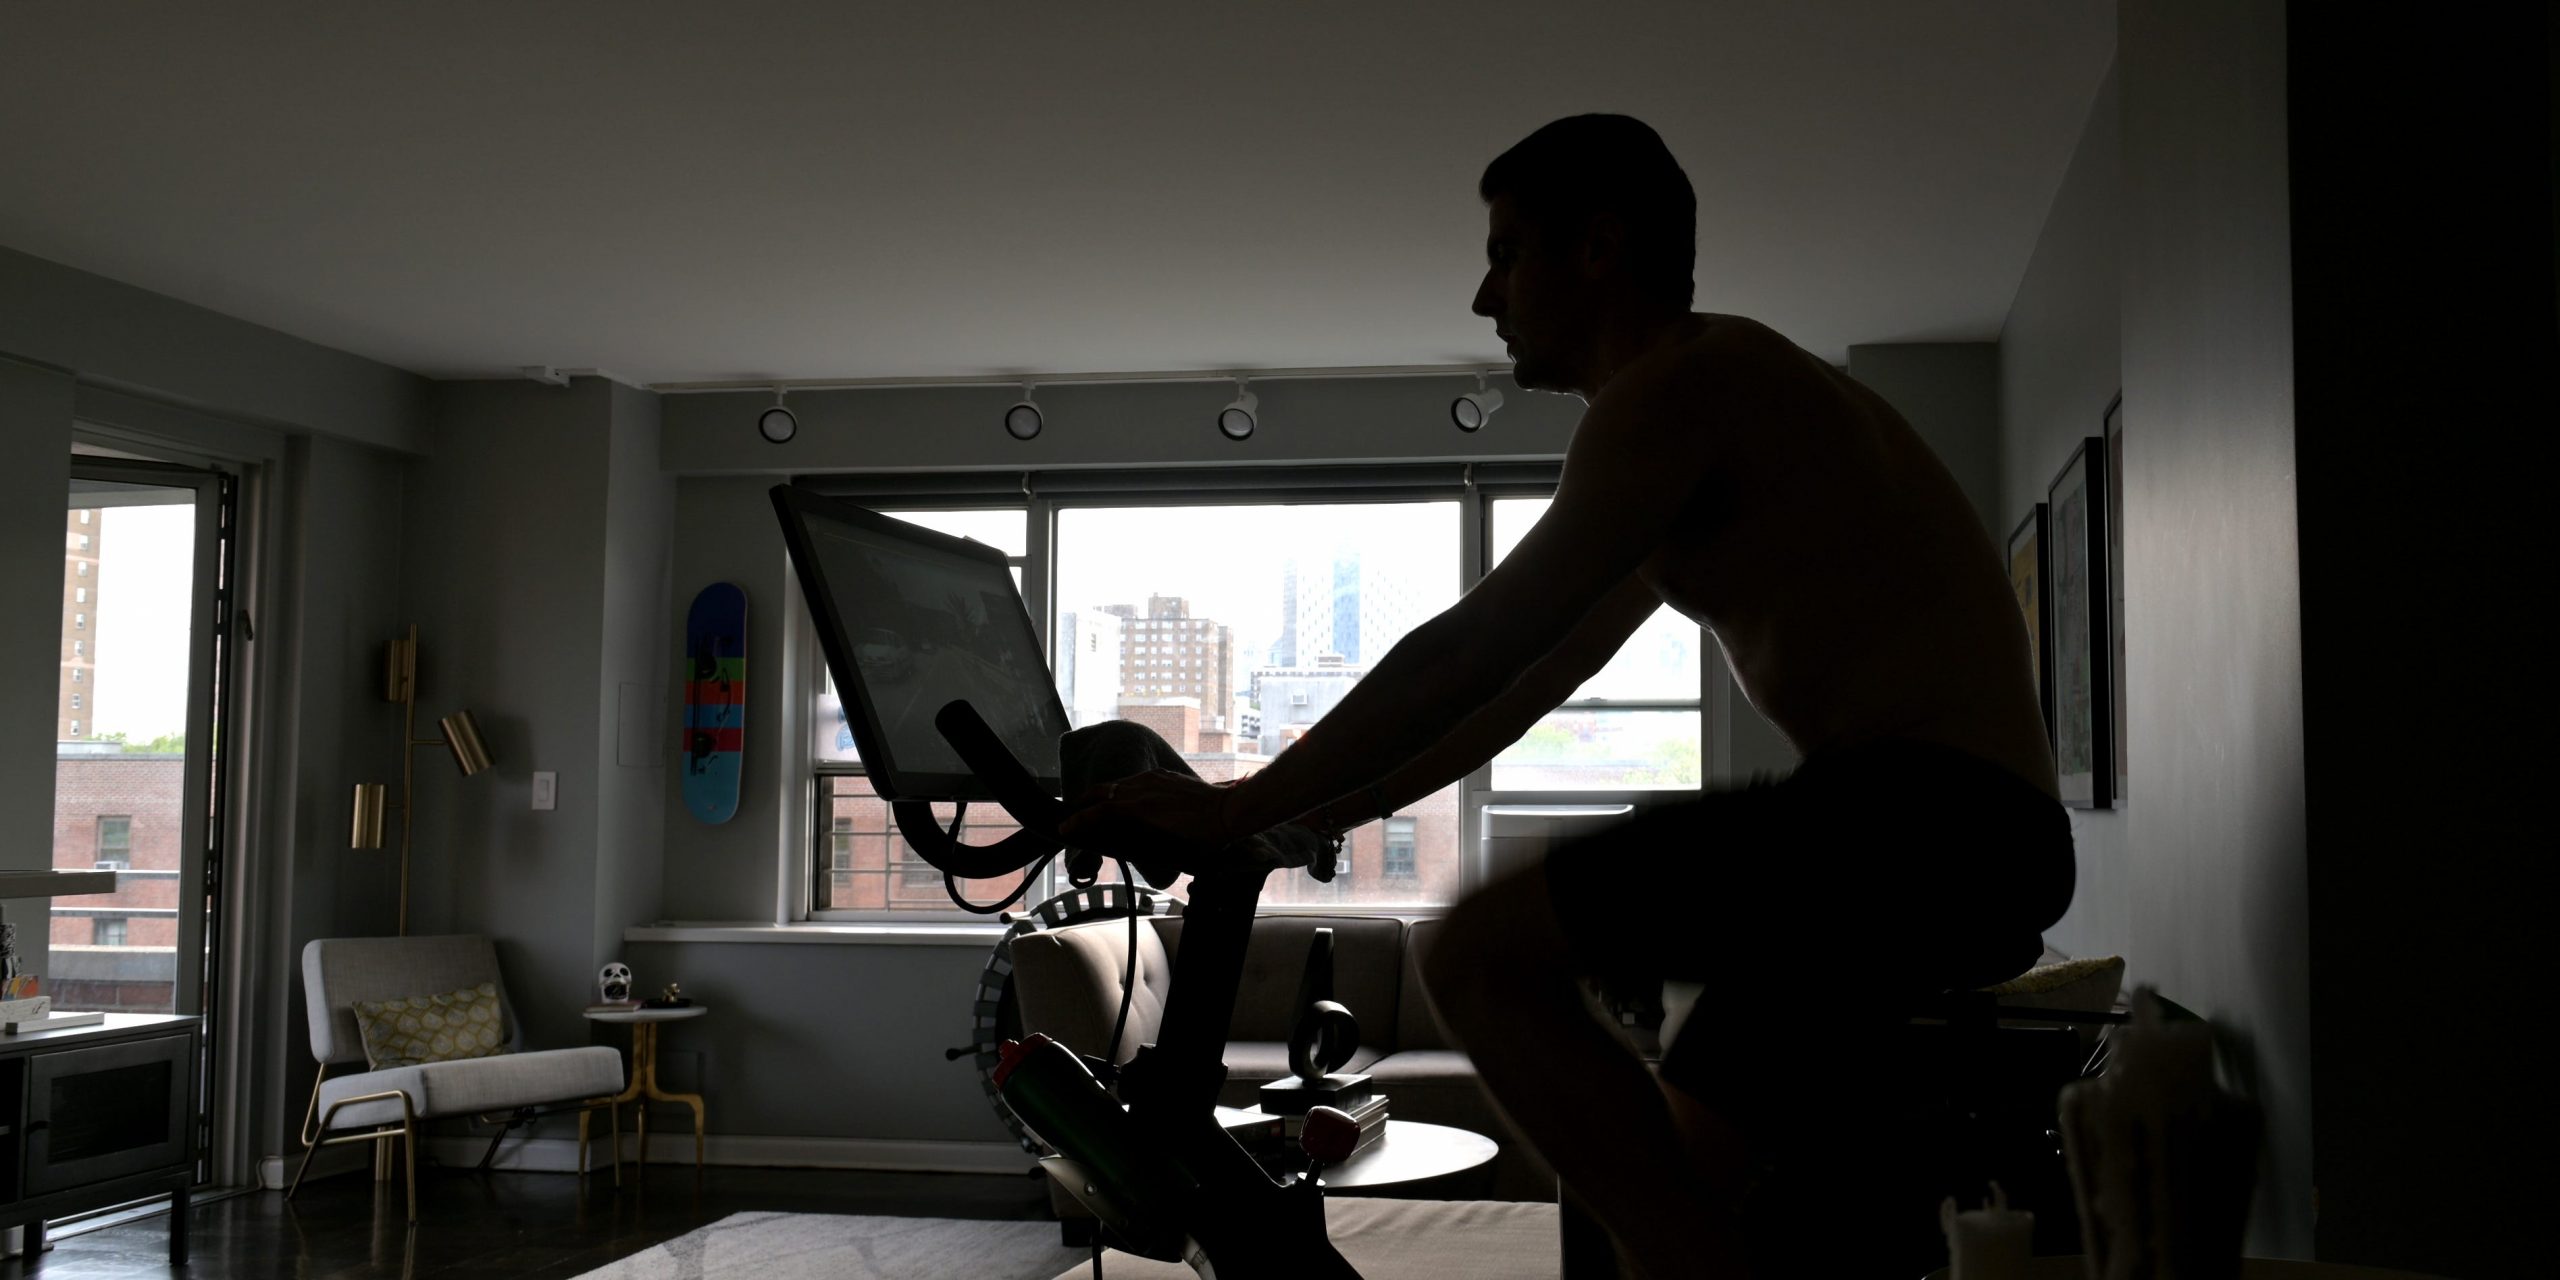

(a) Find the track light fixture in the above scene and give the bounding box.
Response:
[1451,372,1504,432]
[1218,379,1258,441]
[757,386,797,444]
[1004,384,1044,441]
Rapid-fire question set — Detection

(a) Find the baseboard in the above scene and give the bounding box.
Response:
[269,1132,1032,1185]
[257,1142,374,1190]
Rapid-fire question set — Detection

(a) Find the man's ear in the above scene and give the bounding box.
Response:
[1577,212,1629,278]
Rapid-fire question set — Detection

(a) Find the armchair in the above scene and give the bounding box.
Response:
[287,934,625,1220]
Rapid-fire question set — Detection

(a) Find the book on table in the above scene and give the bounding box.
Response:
[4,1010,105,1034]
[1281,1091,1386,1138]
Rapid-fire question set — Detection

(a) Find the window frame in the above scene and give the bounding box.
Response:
[792,465,1715,922]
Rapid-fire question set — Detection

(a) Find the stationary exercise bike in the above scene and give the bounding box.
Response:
[772,485,1365,1278]
[915,700,1364,1278]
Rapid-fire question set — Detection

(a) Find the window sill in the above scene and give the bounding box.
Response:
[623,921,1009,947]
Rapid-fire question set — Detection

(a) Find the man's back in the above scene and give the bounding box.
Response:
[1615,314,2058,798]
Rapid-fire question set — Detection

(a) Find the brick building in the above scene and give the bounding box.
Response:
[1116,596,1236,732]
[60,507,100,738]
[46,747,183,1012]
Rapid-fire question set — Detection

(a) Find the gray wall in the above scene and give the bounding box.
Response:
[0,359,77,986]
[402,377,635,1053]
[2119,0,2311,1256]
[2000,0,2317,1256]
[620,938,1013,1143]
[255,432,411,1166]
[1844,343,2002,538]
[0,245,427,453]
[594,382,675,966]
[658,477,803,923]
[1997,68,2131,965]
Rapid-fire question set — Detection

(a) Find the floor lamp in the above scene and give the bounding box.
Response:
[350,624,493,936]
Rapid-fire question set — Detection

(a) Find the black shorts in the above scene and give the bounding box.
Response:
[1541,738,2074,1109]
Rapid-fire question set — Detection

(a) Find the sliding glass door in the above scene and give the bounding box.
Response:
[51,459,234,1025]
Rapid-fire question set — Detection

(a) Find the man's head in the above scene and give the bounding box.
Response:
[1472,114,1696,392]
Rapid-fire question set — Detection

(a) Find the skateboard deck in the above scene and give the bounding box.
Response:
[681,582,747,824]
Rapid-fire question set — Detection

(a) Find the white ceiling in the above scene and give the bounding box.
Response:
[0,2,2113,384]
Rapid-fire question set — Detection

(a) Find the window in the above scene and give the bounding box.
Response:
[73,640,84,656]
[69,719,79,735]
[803,474,1710,920]
[78,510,91,525]
[74,613,85,629]
[77,561,88,577]
[1052,500,1463,909]
[1486,498,1704,790]
[78,535,90,551]
[1382,817,1417,877]
[72,669,82,684]
[75,587,87,603]
[93,918,127,946]
[96,815,131,866]
[69,693,81,710]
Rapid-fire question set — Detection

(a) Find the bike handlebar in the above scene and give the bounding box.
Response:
[891,700,1072,882]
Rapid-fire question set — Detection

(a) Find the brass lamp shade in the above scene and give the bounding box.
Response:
[350,783,387,849]
[439,710,493,776]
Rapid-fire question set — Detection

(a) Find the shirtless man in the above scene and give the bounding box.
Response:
[1061,114,2073,1278]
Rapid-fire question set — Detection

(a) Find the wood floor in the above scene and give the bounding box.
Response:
[8,1164,1061,1280]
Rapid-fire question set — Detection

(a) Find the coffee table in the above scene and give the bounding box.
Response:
[1295,1119,1500,1200]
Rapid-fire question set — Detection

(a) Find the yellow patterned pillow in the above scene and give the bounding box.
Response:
[351,982,509,1068]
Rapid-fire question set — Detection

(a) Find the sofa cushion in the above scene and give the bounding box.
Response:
[351,981,508,1068]
[317,1045,623,1130]
[1011,916,1175,1064]
[1157,914,1406,1045]
[1060,1197,1561,1279]
[1214,1040,1389,1109]
[1396,918,1452,1051]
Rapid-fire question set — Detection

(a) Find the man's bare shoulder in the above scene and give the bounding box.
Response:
[1582,315,1804,443]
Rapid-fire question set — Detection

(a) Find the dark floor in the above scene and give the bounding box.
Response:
[11,1163,1060,1280]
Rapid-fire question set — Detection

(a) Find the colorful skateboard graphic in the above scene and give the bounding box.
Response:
[681,583,747,824]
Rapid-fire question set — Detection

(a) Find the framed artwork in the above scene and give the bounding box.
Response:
[2008,504,2053,741]
[2046,437,2114,809]
[2103,393,2127,804]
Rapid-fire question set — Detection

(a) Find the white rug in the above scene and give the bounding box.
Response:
[571,1211,1077,1280]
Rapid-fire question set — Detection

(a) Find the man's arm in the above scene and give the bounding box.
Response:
[1214,336,1742,837]
[1295,575,1664,831]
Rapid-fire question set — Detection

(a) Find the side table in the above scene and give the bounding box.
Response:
[582,1005,709,1175]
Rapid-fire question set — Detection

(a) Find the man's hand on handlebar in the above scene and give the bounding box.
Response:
[1058,770,1243,867]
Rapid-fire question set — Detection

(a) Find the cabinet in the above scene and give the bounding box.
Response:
[0,1014,196,1264]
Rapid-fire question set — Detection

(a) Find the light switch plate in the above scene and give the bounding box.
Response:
[531,771,557,811]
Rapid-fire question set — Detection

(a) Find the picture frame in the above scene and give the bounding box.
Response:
[2046,436,2114,809]
[2102,393,2127,804]
[2008,503,2053,741]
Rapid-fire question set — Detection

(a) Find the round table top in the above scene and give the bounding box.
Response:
[583,1004,709,1024]
[1317,1120,1498,1192]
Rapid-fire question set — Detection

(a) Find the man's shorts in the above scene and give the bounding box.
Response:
[1541,737,2074,1110]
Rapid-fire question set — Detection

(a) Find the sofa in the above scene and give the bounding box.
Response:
[1008,912,1557,1202]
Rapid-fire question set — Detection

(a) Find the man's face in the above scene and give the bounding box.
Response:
[1471,197,1590,392]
